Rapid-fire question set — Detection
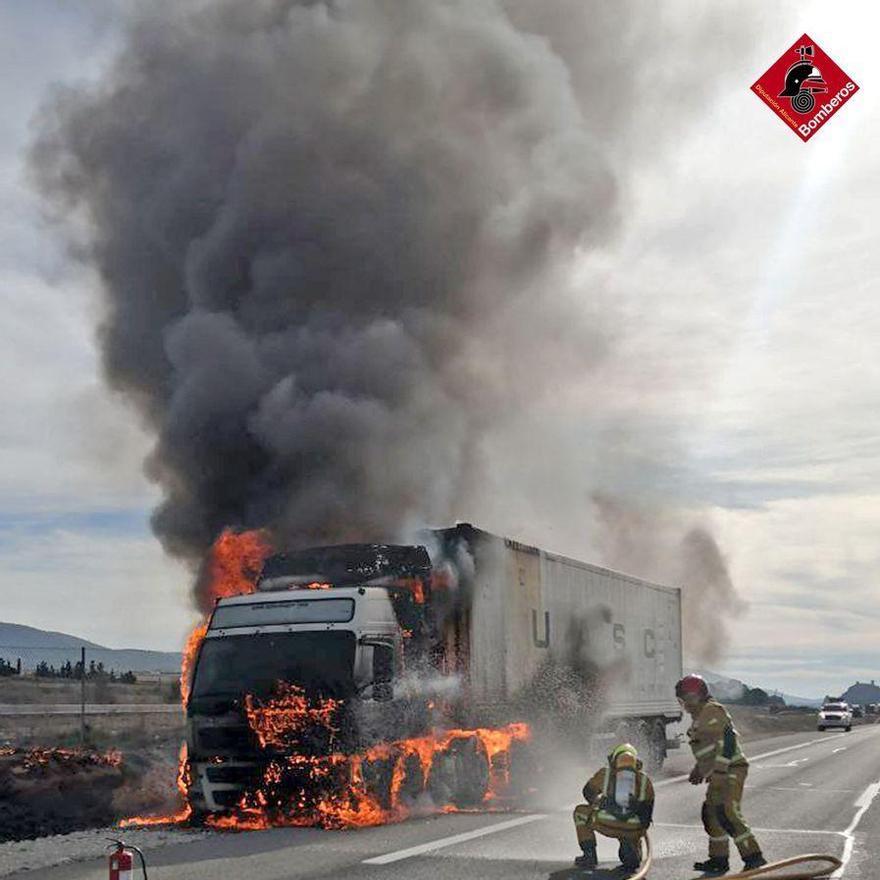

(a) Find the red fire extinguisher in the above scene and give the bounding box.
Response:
[107,839,148,880]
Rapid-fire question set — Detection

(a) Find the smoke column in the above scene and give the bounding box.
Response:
[32,0,616,564]
[592,494,746,664]
[32,0,749,649]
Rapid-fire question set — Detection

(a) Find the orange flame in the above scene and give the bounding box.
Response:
[180,622,209,705]
[213,687,531,830]
[245,684,342,750]
[203,528,272,603]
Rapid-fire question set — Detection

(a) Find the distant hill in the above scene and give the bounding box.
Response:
[840,681,880,705]
[0,622,181,674]
[696,670,822,708]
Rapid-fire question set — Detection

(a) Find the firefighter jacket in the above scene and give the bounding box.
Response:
[582,763,654,827]
[687,698,748,778]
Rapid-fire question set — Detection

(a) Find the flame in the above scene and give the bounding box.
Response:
[202,528,272,603]
[245,684,342,750]
[298,582,332,591]
[393,576,425,604]
[180,622,209,705]
[202,686,530,830]
[410,578,426,604]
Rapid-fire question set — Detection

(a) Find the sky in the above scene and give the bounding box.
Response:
[0,1,878,698]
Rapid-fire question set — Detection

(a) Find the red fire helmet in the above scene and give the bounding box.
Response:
[675,674,709,702]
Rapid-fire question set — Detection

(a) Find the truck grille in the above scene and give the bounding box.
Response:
[197,726,254,751]
[211,789,245,808]
[205,764,261,785]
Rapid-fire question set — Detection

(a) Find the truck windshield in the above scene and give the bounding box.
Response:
[190,631,356,705]
[210,597,354,629]
[823,704,846,712]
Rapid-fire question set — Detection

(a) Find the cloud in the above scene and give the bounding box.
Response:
[0,515,198,651]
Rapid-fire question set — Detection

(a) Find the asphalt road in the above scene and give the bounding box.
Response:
[24,724,880,880]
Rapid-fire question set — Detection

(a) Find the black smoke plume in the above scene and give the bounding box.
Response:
[592,493,747,664]
[32,0,616,562]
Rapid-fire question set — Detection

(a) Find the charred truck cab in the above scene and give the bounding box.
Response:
[186,547,429,814]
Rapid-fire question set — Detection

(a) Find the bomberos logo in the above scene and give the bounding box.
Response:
[751,34,859,141]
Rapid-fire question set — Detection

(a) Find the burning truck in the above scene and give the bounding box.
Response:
[182,524,682,826]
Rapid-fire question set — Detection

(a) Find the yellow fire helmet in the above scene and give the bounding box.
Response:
[608,742,638,770]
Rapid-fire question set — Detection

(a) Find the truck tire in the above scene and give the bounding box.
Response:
[817,726,825,731]
[845,725,852,732]
[428,736,490,808]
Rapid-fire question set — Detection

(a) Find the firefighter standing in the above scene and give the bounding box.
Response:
[676,674,767,875]
[572,743,653,874]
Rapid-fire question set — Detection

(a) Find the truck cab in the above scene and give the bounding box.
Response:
[186,586,403,813]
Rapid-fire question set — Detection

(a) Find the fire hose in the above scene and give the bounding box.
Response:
[624,835,842,880]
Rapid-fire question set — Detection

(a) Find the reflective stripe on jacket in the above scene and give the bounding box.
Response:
[687,698,748,777]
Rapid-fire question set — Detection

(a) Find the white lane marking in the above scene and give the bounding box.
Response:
[654,822,843,836]
[365,728,878,867]
[833,747,848,753]
[768,787,856,793]
[832,780,880,878]
[655,732,848,788]
[755,756,812,768]
[362,814,546,865]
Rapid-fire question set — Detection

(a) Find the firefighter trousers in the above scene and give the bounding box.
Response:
[702,764,761,859]
[573,803,645,849]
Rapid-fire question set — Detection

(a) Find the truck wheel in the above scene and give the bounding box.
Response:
[187,806,211,828]
[817,726,825,731]
[428,736,490,808]
[361,753,397,811]
[395,752,426,807]
[845,725,852,732]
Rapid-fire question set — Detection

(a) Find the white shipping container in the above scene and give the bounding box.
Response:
[432,525,683,725]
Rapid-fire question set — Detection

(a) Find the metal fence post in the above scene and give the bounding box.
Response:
[80,646,86,746]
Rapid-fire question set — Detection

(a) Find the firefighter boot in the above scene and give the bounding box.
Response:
[574,841,598,869]
[742,853,768,871]
[618,840,641,873]
[693,856,730,875]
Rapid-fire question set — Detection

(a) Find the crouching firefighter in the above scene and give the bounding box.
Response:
[572,743,653,873]
[676,674,767,875]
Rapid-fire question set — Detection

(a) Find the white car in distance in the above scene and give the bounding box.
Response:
[818,702,853,732]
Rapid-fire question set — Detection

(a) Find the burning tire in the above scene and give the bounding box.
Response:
[395,751,427,807]
[428,735,490,808]
[361,754,398,811]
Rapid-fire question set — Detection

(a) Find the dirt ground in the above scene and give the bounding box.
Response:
[0,711,186,841]
[0,676,179,705]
